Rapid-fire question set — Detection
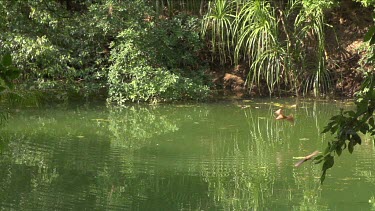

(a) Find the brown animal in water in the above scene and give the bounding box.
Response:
[294,151,320,167]
[274,109,294,123]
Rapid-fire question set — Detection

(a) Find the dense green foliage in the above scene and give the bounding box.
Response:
[0,1,111,89]
[0,0,211,103]
[108,14,210,104]
[1,0,373,102]
[202,0,335,96]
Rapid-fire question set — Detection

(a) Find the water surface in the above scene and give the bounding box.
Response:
[0,99,374,210]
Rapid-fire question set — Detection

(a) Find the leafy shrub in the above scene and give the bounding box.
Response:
[1,1,209,103]
[0,0,149,95]
[107,15,210,104]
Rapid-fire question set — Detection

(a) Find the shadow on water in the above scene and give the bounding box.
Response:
[0,99,374,210]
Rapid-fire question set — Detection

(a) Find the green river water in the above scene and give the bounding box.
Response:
[0,99,375,210]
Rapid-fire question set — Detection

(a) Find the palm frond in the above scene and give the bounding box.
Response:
[202,0,236,64]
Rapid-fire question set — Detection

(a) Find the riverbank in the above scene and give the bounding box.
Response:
[208,2,372,98]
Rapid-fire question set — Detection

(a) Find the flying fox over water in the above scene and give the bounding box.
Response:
[274,109,294,123]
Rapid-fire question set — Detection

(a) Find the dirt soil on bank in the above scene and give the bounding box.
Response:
[210,1,373,99]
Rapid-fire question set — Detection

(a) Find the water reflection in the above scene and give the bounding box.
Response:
[107,105,179,149]
[0,100,374,210]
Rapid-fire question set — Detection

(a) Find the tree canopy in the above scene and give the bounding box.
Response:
[1,0,373,103]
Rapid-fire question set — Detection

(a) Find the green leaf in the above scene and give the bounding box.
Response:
[369,117,374,128]
[0,86,6,92]
[322,155,334,171]
[359,124,368,134]
[1,53,12,67]
[3,78,13,89]
[314,154,324,164]
[348,140,354,153]
[330,115,341,121]
[322,126,330,133]
[314,155,323,160]
[370,36,375,45]
[336,146,342,156]
[323,144,331,155]
[320,155,334,183]
[357,101,368,114]
[344,110,356,117]
[7,68,21,80]
[364,26,375,42]
[320,170,327,184]
[352,133,362,145]
[330,125,338,134]
[314,159,324,164]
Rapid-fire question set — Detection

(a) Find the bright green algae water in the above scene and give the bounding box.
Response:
[0,99,375,210]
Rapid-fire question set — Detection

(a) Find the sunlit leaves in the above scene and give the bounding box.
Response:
[356,0,375,7]
[108,16,210,104]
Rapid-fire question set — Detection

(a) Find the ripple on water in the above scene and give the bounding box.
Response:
[2,101,375,210]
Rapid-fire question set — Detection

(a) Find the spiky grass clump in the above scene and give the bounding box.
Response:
[202,0,335,96]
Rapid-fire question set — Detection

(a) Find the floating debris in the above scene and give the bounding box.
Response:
[294,151,320,167]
